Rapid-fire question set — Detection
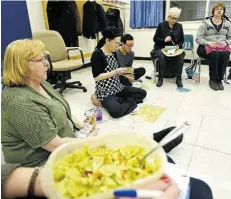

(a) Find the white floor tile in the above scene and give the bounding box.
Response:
[196,117,231,154]
[187,147,231,199]
[168,142,194,171]
[163,111,203,144]
[97,120,133,136]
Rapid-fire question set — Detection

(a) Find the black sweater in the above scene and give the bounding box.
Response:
[154,21,184,50]
[91,48,118,78]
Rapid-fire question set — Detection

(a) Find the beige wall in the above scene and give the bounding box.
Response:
[26,0,230,60]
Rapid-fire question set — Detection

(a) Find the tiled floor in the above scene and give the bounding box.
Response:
[63,61,231,199]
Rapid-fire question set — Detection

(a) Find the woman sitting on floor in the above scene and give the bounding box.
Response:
[1,39,97,167]
[196,2,231,91]
[90,26,147,118]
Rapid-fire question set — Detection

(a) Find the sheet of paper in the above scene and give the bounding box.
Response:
[165,163,190,199]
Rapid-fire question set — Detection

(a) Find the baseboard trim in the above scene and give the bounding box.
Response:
[70,53,92,60]
[134,57,231,66]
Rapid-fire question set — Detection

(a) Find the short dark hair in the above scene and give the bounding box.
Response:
[121,34,134,44]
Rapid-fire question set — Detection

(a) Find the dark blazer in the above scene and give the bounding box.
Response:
[82,1,107,39]
[47,1,80,46]
[154,21,184,50]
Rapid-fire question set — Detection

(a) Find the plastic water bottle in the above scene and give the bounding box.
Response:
[193,72,200,84]
[182,66,188,83]
[93,106,102,122]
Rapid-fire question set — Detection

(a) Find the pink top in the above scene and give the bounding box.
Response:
[205,43,231,54]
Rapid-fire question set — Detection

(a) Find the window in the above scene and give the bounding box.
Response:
[170,1,207,21]
[209,0,231,18]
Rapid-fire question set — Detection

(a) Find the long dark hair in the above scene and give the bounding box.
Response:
[96,26,120,48]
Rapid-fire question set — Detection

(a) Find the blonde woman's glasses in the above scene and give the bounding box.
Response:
[29,56,48,66]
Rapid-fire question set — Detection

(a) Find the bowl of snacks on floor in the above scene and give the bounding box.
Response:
[41,132,167,199]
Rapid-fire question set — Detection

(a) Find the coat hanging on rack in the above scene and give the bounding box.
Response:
[72,2,82,36]
[47,1,81,47]
[105,8,124,36]
[82,1,107,39]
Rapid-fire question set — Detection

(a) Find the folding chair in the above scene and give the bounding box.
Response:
[150,49,176,83]
[150,49,159,83]
[197,55,230,84]
[183,34,200,82]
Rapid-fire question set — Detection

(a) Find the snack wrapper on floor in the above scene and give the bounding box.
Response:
[76,110,97,138]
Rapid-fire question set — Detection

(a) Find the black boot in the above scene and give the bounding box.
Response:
[217,80,224,90]
[156,78,163,87]
[209,80,219,91]
[176,77,183,87]
[153,126,184,153]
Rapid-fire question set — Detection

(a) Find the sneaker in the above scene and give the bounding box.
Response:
[156,78,163,87]
[209,80,219,91]
[217,80,224,90]
[176,78,183,87]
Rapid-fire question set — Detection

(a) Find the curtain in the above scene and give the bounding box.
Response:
[130,0,164,28]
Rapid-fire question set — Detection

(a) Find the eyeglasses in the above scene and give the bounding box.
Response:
[109,39,121,45]
[125,43,134,48]
[114,41,121,45]
[169,15,178,21]
[29,56,48,66]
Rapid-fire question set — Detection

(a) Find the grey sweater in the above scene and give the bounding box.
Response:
[116,49,134,68]
[196,17,231,45]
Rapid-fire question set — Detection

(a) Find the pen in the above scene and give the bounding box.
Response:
[114,189,164,198]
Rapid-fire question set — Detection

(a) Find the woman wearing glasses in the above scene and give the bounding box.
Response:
[1,39,98,167]
[153,7,185,88]
[91,26,146,118]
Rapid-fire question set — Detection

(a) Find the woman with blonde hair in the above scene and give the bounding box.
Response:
[196,2,231,91]
[1,39,97,167]
[153,7,185,88]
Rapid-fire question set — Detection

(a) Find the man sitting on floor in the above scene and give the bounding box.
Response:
[117,34,146,86]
